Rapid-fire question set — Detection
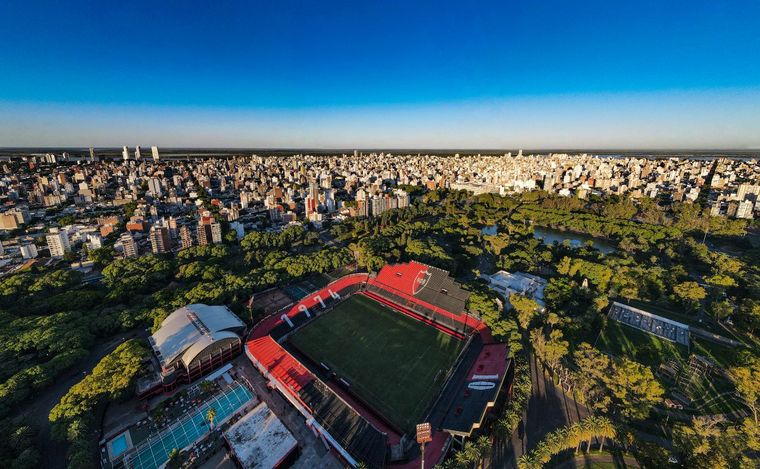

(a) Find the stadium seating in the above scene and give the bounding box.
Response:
[246,336,387,468]
[608,301,690,346]
[251,273,369,339]
[366,262,482,339]
[299,380,388,469]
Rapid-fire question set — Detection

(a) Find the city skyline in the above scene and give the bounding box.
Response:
[2,1,760,148]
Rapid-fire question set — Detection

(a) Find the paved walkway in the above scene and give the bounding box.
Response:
[553,453,641,468]
[491,354,591,469]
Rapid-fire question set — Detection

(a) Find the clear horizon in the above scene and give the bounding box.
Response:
[2,1,760,148]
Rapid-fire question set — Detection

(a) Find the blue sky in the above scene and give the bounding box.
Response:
[1,1,759,148]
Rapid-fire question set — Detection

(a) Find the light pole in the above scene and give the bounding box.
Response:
[416,422,432,469]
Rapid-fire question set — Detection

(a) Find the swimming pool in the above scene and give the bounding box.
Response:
[129,382,254,469]
[111,434,129,457]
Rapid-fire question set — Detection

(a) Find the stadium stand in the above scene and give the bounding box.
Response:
[246,336,388,468]
[251,273,369,340]
[441,343,511,437]
[608,301,690,346]
[300,380,388,469]
[367,262,480,338]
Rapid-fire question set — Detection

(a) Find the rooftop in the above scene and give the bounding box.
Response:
[149,304,246,368]
[224,401,297,469]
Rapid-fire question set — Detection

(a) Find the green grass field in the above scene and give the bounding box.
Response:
[289,294,463,432]
[596,320,744,416]
[596,320,687,367]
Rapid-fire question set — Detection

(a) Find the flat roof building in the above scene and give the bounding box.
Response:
[484,270,547,309]
[224,401,299,469]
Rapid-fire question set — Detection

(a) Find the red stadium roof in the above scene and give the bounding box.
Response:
[247,336,314,393]
[371,261,429,296]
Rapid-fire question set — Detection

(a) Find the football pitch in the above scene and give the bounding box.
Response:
[289,293,463,432]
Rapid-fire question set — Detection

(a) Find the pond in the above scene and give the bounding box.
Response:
[533,227,617,254]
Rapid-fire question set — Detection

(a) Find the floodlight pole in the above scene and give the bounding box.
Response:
[416,422,432,469]
[420,442,425,469]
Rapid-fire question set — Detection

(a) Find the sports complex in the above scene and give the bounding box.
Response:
[246,262,514,468]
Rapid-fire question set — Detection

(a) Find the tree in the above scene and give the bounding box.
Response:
[672,281,707,312]
[518,416,616,468]
[87,246,116,267]
[709,300,734,321]
[166,448,181,469]
[510,294,540,330]
[730,356,760,424]
[207,407,217,429]
[49,340,149,467]
[572,343,612,413]
[530,328,568,371]
[736,299,760,334]
[605,358,664,420]
[673,416,748,469]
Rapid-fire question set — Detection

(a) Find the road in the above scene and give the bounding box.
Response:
[11,328,149,469]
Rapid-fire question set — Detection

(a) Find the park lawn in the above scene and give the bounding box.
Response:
[691,338,743,369]
[597,321,747,416]
[685,375,743,416]
[596,320,687,367]
[289,293,463,432]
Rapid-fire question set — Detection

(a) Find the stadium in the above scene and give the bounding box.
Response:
[246,262,514,468]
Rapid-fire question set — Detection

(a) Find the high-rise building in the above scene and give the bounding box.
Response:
[197,223,211,246]
[197,217,223,245]
[134,146,142,160]
[120,232,138,258]
[148,177,163,197]
[149,225,171,253]
[151,146,160,161]
[737,200,755,220]
[46,228,71,257]
[122,146,130,160]
[167,216,178,238]
[179,225,194,249]
[305,178,319,219]
[210,221,222,243]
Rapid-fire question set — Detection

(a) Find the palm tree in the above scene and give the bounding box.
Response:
[167,448,180,469]
[596,417,616,452]
[207,407,217,429]
[569,423,583,454]
[474,435,491,469]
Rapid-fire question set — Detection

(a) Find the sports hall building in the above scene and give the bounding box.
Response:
[139,304,247,396]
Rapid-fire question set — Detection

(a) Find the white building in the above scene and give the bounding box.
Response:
[483,270,547,309]
[151,146,160,161]
[46,228,71,257]
[20,243,38,259]
[148,177,163,197]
